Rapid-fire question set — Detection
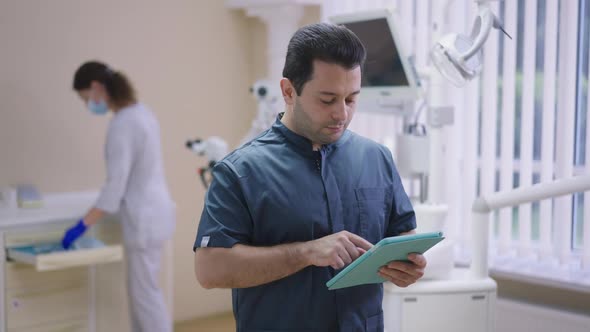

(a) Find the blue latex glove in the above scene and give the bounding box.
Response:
[62,219,88,249]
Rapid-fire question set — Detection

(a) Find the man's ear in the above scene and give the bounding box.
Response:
[280,78,296,106]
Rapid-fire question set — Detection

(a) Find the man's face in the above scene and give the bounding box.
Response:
[282,59,361,149]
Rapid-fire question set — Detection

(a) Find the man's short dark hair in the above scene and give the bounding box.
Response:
[282,23,366,95]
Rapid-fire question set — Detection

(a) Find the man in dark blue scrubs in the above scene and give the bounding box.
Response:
[193,23,427,332]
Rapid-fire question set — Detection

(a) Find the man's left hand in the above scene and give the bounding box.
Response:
[378,253,427,288]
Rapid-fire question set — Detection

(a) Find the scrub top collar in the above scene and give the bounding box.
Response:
[273,112,351,157]
[115,102,140,116]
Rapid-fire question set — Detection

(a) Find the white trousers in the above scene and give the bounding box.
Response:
[126,246,172,332]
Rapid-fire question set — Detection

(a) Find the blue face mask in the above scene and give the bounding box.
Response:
[87,99,109,115]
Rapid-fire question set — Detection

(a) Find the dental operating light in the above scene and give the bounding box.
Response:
[430,2,511,87]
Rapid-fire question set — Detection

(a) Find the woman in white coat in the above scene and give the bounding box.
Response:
[62,61,175,332]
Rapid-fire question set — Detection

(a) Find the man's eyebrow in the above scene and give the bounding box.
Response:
[318,90,361,96]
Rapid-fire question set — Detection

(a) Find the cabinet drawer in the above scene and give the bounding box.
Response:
[5,262,87,291]
[400,292,490,332]
[8,320,88,332]
[7,242,123,272]
[6,281,88,329]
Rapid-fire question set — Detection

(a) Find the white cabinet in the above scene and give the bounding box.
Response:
[383,268,497,332]
[0,192,131,332]
[5,266,88,330]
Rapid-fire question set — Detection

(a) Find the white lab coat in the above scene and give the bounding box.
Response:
[94,103,175,332]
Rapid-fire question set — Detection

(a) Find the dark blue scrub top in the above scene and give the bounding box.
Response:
[194,115,416,332]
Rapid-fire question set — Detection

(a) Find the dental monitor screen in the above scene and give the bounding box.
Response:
[331,10,419,114]
[345,18,409,87]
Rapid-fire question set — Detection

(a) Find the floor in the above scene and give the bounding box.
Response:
[175,312,236,332]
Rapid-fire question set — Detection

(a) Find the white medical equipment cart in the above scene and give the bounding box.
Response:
[383,267,496,332]
[0,191,173,332]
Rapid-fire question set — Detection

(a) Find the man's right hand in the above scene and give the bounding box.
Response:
[304,231,373,269]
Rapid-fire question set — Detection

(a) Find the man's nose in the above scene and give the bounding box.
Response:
[331,101,348,122]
